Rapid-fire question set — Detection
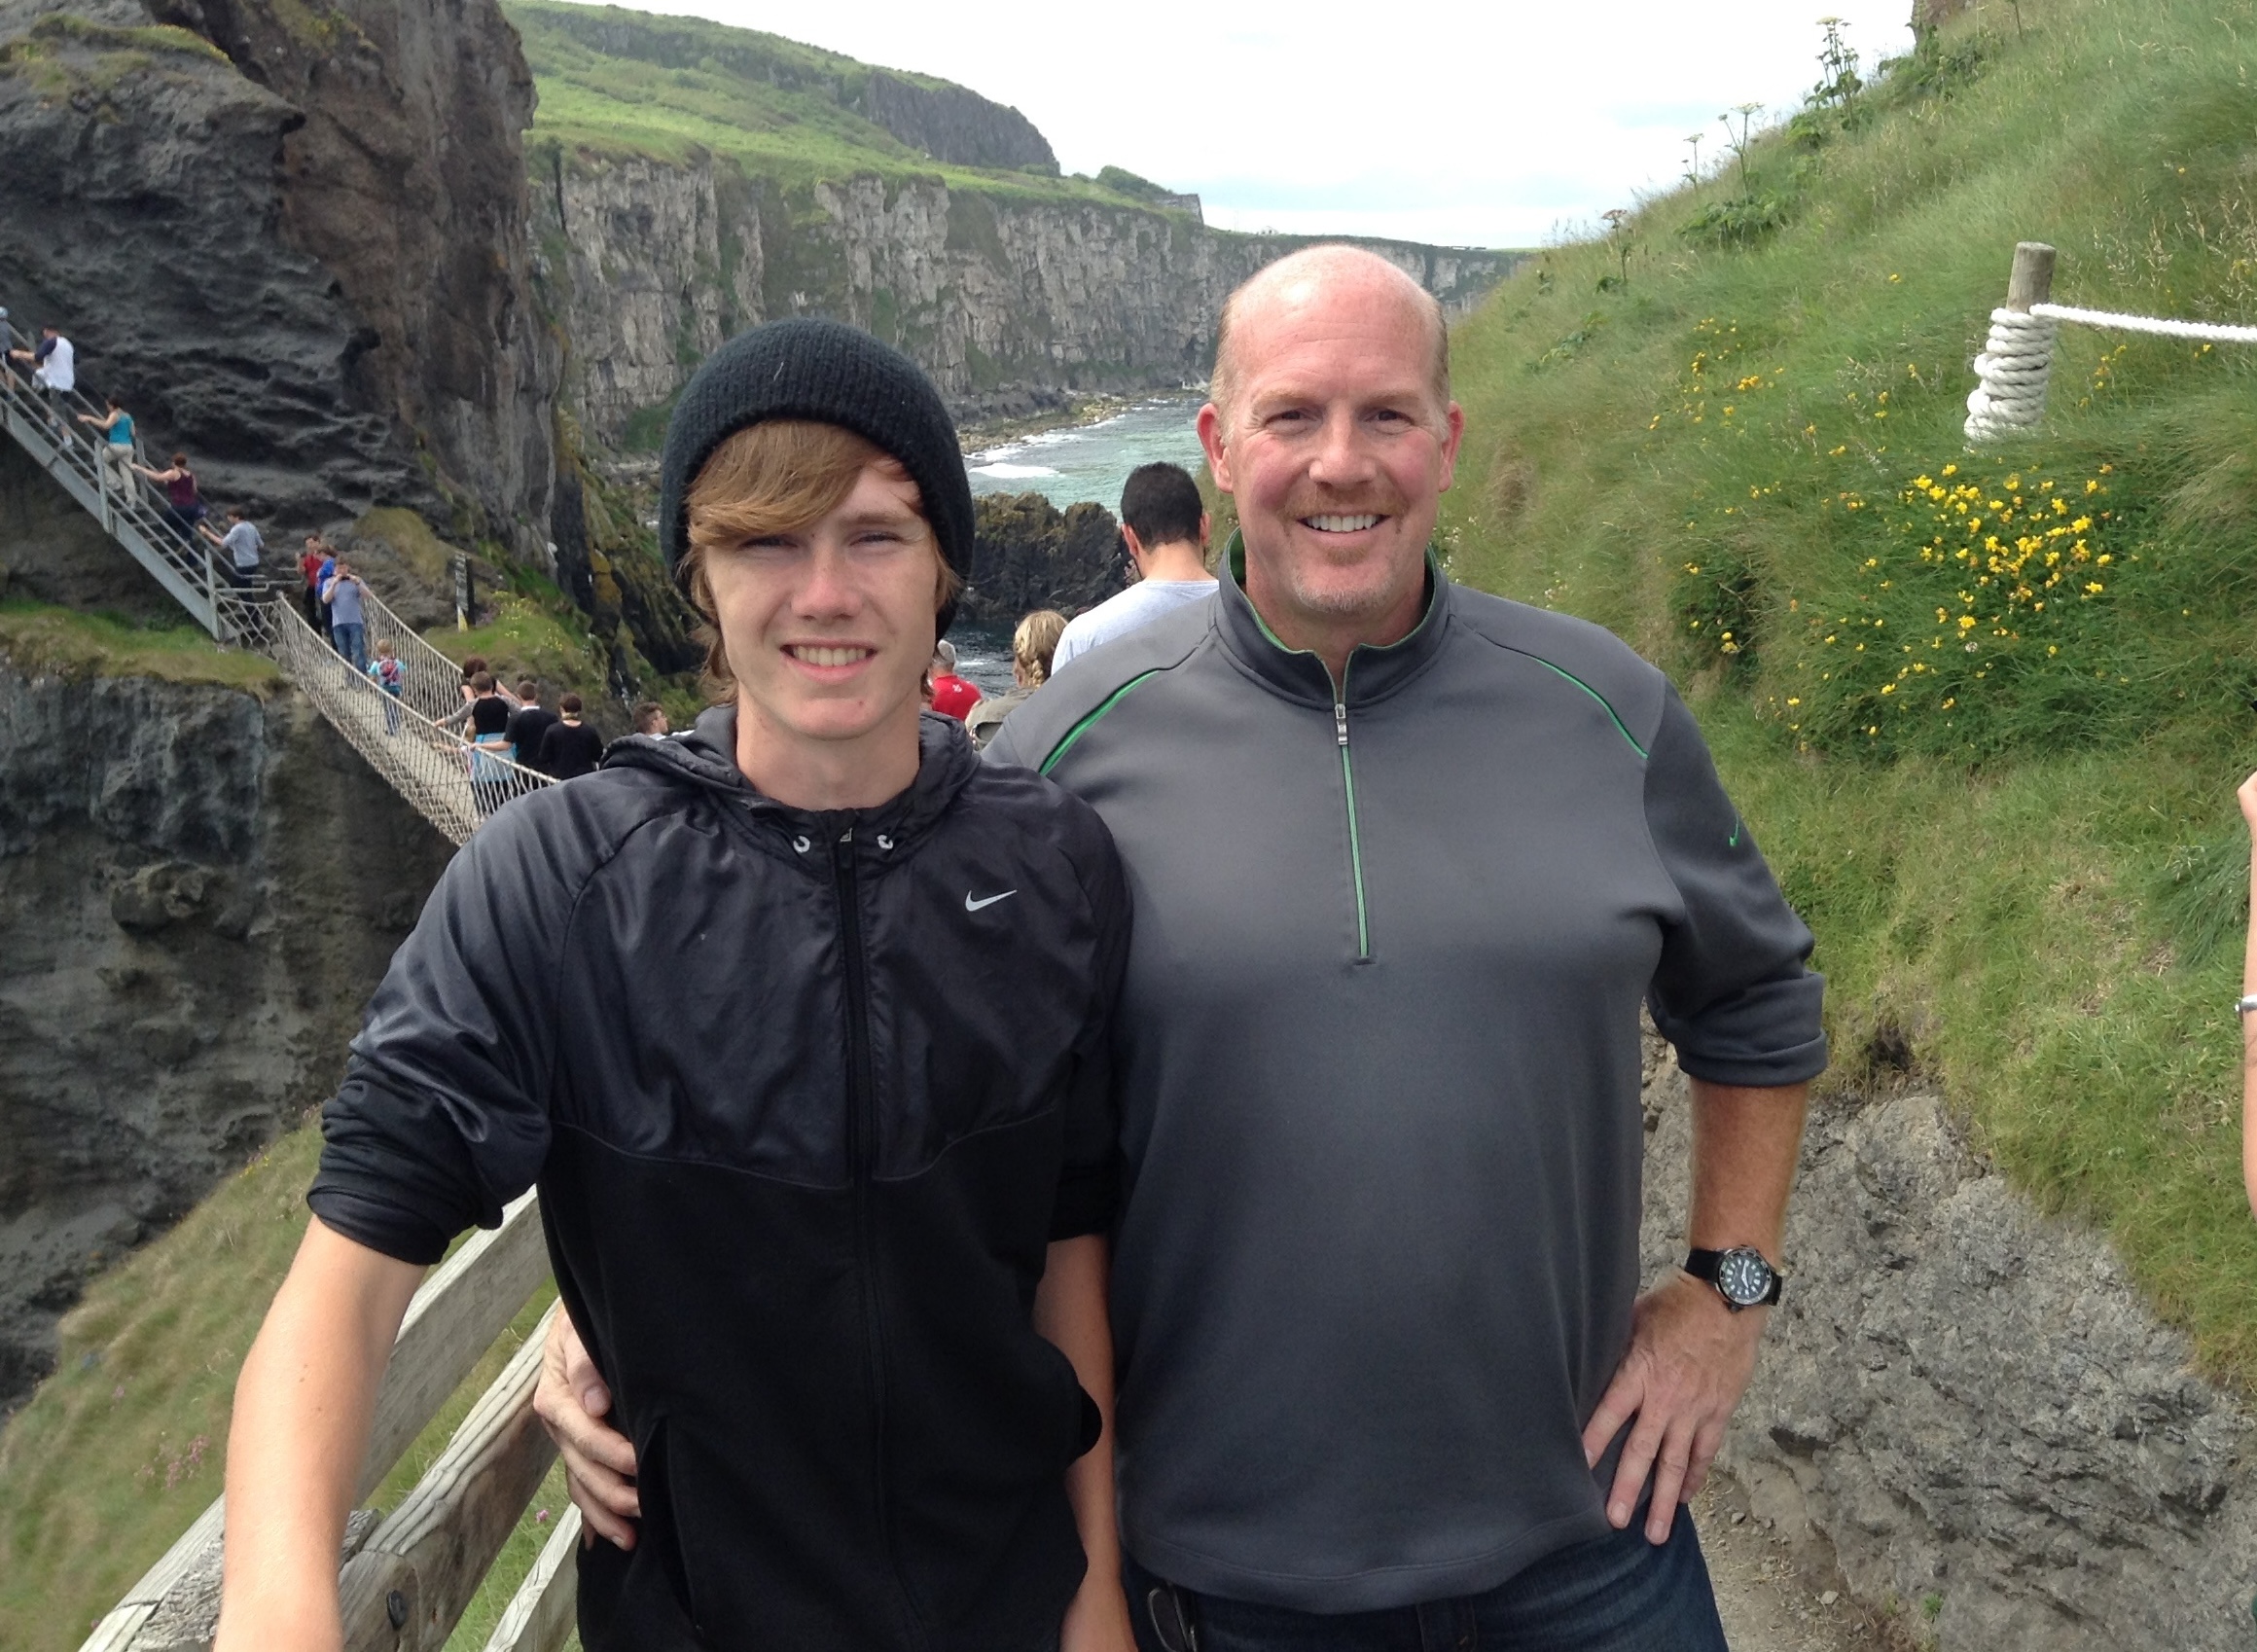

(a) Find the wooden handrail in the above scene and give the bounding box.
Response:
[80,1195,563,1652]
[337,1305,561,1652]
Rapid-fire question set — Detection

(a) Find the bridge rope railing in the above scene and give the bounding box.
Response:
[1964,240,2257,443]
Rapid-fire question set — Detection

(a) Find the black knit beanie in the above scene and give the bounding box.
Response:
[660,318,975,636]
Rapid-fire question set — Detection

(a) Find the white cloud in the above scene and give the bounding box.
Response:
[588,0,1916,248]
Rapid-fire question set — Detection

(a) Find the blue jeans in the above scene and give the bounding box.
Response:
[1125,1516,1727,1652]
[332,622,367,672]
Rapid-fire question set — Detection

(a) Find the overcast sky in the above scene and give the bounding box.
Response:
[600,1,1917,249]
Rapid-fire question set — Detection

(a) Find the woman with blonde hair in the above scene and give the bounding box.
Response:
[967,607,1068,749]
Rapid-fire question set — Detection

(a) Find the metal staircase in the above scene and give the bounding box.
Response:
[0,360,553,844]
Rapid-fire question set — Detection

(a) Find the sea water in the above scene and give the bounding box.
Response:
[952,394,1205,693]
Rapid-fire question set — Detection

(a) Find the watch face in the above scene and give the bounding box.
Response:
[1716,1248,1774,1307]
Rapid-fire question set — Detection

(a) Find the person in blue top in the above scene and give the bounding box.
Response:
[322,557,370,672]
[78,397,135,489]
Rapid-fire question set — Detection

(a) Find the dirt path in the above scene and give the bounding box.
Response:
[1696,1473,1901,1652]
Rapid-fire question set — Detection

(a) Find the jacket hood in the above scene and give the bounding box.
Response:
[601,703,984,852]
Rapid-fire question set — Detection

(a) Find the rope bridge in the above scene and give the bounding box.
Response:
[0,354,555,845]
[1964,241,2256,443]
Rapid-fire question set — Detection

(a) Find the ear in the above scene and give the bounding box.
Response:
[1436,401,1466,493]
[1198,511,1212,546]
[1196,402,1236,492]
[1121,523,1148,566]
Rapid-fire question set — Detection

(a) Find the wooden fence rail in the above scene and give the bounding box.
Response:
[81,1194,573,1652]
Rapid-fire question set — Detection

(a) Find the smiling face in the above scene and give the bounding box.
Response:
[698,455,945,806]
[1199,251,1464,671]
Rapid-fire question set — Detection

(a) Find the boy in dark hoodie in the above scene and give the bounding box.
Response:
[217,321,1135,1652]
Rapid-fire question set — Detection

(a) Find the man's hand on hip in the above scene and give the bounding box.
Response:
[532,1307,641,1550]
[1580,1272,1766,1545]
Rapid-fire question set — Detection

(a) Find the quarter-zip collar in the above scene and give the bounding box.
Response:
[1214,529,1453,707]
[603,703,982,864]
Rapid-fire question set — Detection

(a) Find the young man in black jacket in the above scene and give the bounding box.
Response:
[216,321,1137,1652]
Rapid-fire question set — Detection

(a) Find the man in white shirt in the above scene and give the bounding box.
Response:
[11,325,74,428]
[1054,461,1216,670]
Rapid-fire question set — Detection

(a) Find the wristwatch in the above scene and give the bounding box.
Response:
[1683,1247,1784,1311]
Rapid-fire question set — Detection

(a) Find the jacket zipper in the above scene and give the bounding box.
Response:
[1333,684,1371,960]
[832,827,925,1642]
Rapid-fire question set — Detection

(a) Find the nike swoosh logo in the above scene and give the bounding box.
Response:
[1728,818,1742,848]
[965,889,1019,913]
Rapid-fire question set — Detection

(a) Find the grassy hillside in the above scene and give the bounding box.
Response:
[506,0,1177,211]
[1444,0,2257,1378]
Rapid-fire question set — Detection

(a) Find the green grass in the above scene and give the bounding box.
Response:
[0,600,280,691]
[1442,0,2257,1381]
[0,1113,577,1652]
[508,0,1149,209]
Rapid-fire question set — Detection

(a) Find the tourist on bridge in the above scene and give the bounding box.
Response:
[299,536,332,639]
[503,677,558,775]
[965,607,1066,749]
[216,317,1133,1652]
[540,693,605,778]
[201,507,265,590]
[10,322,72,428]
[367,638,405,735]
[1052,461,1217,671]
[0,308,16,365]
[77,396,135,490]
[131,450,205,541]
[321,556,370,672]
[458,669,515,818]
[926,635,983,720]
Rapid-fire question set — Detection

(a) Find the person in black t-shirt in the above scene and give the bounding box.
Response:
[503,678,559,775]
[540,694,606,780]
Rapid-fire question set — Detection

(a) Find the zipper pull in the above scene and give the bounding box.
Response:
[1334,701,1349,747]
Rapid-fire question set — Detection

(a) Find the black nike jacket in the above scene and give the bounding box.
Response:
[309,707,1129,1651]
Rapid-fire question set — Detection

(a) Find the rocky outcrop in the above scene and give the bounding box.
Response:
[531,145,1522,449]
[0,0,555,552]
[1639,1055,2257,1650]
[861,68,1054,170]
[0,657,453,1419]
[965,491,1125,626]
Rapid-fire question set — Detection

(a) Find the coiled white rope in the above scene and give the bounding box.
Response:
[1964,300,2257,443]
[1963,307,2060,444]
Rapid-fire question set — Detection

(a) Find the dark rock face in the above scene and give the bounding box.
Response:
[858,69,1054,170]
[0,659,453,1419]
[0,0,555,551]
[964,491,1126,627]
[1640,1054,2257,1651]
[0,440,176,622]
[534,146,1525,450]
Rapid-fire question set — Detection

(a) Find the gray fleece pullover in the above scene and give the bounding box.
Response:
[985,552,1826,1612]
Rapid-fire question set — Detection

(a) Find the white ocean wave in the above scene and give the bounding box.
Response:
[972,462,1061,479]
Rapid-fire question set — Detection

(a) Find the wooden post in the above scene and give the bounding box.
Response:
[2005,241,2056,312]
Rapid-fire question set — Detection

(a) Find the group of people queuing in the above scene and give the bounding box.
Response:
[0,311,268,593]
[219,251,1829,1652]
[931,461,1221,750]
